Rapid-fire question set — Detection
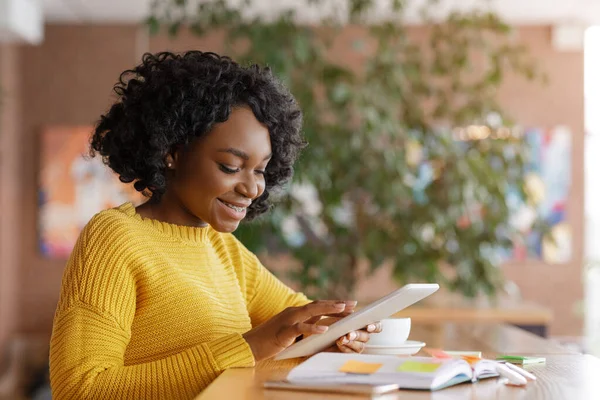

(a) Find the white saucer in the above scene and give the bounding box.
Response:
[363,340,426,356]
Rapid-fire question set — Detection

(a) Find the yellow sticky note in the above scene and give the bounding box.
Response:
[397,360,442,373]
[339,360,383,374]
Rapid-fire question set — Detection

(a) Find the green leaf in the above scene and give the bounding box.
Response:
[168,21,182,37]
[392,0,405,11]
[331,83,350,104]
[145,16,160,35]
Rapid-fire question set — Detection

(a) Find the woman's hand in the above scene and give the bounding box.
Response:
[316,318,383,353]
[334,322,382,353]
[242,300,356,362]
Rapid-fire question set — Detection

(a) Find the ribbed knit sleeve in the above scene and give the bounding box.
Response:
[50,304,252,399]
[239,246,310,327]
[49,212,255,400]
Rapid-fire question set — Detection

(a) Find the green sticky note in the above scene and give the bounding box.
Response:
[397,360,442,373]
[496,355,546,364]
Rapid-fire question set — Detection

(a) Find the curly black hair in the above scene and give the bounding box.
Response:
[90,51,305,220]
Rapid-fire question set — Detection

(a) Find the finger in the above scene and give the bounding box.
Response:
[343,340,366,353]
[322,311,354,318]
[305,310,354,325]
[350,330,370,343]
[342,300,358,310]
[321,300,357,308]
[291,301,349,323]
[366,322,383,333]
[336,335,365,353]
[310,317,339,329]
[336,335,354,353]
[305,315,323,325]
[288,322,330,339]
[336,331,358,346]
[314,300,357,313]
[323,344,339,353]
[275,322,329,348]
[337,342,355,353]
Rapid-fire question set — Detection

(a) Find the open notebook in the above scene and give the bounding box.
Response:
[286,353,499,391]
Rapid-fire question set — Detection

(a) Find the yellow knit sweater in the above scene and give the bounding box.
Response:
[49,202,309,399]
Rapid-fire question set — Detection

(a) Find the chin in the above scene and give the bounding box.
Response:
[212,221,241,233]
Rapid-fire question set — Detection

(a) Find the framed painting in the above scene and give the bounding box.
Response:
[503,126,572,263]
[38,126,144,258]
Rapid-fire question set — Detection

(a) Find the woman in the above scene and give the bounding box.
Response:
[49,51,381,400]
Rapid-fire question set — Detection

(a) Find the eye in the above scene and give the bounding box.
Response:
[219,164,240,174]
[255,169,266,176]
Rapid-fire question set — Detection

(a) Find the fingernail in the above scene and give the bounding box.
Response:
[334,303,346,310]
[348,332,357,341]
[346,300,358,307]
[341,338,349,344]
[367,324,376,332]
[315,325,328,333]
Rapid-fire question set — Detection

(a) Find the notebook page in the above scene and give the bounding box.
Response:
[287,353,473,390]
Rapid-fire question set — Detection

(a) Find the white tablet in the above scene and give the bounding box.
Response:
[274,283,439,360]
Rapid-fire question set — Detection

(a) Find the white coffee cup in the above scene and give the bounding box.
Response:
[367,317,411,346]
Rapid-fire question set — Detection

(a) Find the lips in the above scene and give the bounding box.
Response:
[218,199,251,210]
[217,199,250,218]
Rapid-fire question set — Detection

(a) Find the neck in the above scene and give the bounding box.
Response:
[137,193,208,228]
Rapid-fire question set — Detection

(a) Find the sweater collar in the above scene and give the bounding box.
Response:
[118,202,212,244]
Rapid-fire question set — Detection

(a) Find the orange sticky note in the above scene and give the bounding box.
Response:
[339,360,383,374]
[461,355,482,365]
[423,348,452,359]
[397,360,442,373]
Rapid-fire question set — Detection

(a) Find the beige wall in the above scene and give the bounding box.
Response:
[0,24,584,348]
[16,26,143,337]
[499,27,585,337]
[0,44,22,356]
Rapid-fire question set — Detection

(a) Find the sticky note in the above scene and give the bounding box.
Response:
[445,351,482,358]
[397,360,442,373]
[423,348,452,359]
[339,360,383,374]
[496,355,546,365]
[461,355,482,365]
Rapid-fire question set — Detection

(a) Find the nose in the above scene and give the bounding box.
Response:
[235,172,262,199]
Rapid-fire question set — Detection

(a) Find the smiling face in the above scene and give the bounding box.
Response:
[159,106,272,232]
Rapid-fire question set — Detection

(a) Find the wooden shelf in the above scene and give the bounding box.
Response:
[363,291,553,326]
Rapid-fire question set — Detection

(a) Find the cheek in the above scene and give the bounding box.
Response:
[173,164,226,202]
[257,177,267,196]
[192,173,231,199]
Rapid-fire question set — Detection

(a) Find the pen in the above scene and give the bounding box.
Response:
[495,363,528,386]
[503,362,537,381]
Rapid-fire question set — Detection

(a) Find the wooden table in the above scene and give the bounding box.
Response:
[195,323,600,400]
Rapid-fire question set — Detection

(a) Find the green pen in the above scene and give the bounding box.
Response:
[496,355,546,365]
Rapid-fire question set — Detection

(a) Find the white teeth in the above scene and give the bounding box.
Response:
[221,200,245,212]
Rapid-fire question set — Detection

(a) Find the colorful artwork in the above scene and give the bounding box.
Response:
[39,126,144,258]
[505,126,572,263]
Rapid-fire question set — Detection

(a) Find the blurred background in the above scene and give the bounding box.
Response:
[0,0,599,398]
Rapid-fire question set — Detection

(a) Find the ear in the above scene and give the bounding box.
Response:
[165,153,176,170]
[166,144,186,170]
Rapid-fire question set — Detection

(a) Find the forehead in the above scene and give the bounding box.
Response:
[201,107,271,155]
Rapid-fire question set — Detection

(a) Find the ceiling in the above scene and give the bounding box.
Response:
[42,0,600,25]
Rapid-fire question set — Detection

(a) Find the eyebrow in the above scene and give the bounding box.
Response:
[217,148,272,161]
